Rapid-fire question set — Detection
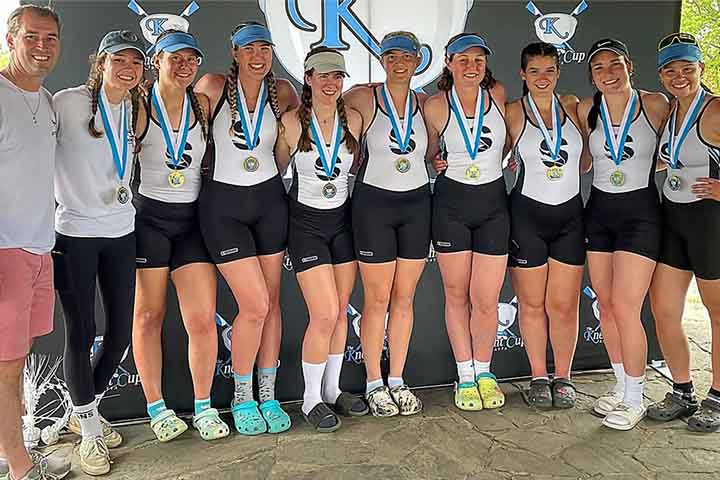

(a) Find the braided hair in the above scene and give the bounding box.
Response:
[437,33,496,92]
[152,29,207,140]
[226,23,281,137]
[85,52,143,153]
[298,47,358,155]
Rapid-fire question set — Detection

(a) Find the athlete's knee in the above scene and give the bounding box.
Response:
[444,282,470,309]
[185,309,217,339]
[364,288,391,313]
[134,307,164,334]
[469,291,499,318]
[546,294,579,320]
[610,295,642,325]
[309,304,340,338]
[518,297,546,320]
[241,294,271,328]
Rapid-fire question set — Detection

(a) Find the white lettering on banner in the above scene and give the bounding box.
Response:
[582,286,604,345]
[259,0,476,90]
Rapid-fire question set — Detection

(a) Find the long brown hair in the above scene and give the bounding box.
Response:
[152,29,208,140]
[437,33,497,92]
[85,52,142,153]
[298,47,358,155]
[226,22,281,137]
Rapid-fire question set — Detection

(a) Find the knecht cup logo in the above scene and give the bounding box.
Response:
[260,0,475,90]
[526,1,589,64]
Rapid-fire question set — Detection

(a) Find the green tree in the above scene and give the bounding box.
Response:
[0,49,8,70]
[681,0,719,91]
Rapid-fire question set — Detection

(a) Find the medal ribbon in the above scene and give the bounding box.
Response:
[236,79,267,150]
[600,90,637,167]
[151,83,190,168]
[527,93,562,162]
[668,88,706,169]
[98,87,129,181]
[310,109,342,178]
[381,84,414,153]
[449,86,486,161]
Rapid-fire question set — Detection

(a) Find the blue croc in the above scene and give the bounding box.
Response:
[231,400,267,436]
[259,400,291,434]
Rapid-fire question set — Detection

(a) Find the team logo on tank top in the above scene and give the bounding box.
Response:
[465,127,493,180]
[164,141,193,188]
[603,134,634,163]
[231,121,261,172]
[540,137,568,180]
[658,142,685,169]
[389,128,416,174]
[311,139,343,199]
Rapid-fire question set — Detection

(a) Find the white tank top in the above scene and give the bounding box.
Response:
[210,85,279,186]
[289,134,353,210]
[138,98,205,203]
[589,93,658,193]
[513,98,584,205]
[660,97,720,203]
[359,88,429,191]
[54,86,135,238]
[441,89,506,185]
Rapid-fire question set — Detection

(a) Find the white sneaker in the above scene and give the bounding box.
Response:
[602,402,646,431]
[593,390,624,416]
[0,449,71,480]
[78,437,111,476]
[67,414,123,449]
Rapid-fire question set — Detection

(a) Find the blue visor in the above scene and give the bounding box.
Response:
[446,34,493,56]
[154,32,204,58]
[232,24,274,47]
[658,43,702,69]
[380,35,419,55]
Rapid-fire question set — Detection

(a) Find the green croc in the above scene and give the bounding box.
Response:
[232,400,268,436]
[193,408,230,441]
[150,409,188,442]
[259,400,291,434]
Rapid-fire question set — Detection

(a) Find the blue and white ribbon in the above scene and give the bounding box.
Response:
[310,110,342,178]
[600,90,637,166]
[236,80,267,150]
[449,86,486,161]
[97,87,129,182]
[151,83,190,168]
[381,84,414,154]
[668,88,706,169]
[527,93,562,162]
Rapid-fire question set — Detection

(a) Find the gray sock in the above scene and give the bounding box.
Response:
[257,367,277,403]
[233,372,254,404]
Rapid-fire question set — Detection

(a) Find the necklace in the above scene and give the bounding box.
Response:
[4,70,42,125]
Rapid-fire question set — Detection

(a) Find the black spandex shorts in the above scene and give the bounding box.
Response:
[432,175,509,255]
[352,182,431,263]
[199,176,288,264]
[509,192,585,268]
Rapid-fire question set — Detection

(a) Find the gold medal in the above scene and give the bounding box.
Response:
[243,156,259,172]
[668,174,682,192]
[168,171,185,188]
[395,157,411,174]
[546,166,564,181]
[609,169,625,187]
[116,185,130,205]
[465,164,481,180]
[322,182,337,199]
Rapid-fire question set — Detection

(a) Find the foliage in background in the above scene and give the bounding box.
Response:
[681,0,719,91]
[0,50,8,70]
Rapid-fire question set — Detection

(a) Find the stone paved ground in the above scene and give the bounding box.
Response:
[48,282,718,479]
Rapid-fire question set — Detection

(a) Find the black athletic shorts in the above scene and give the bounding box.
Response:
[659,197,720,280]
[352,182,431,263]
[288,200,355,274]
[134,194,211,271]
[584,186,661,261]
[432,175,509,255]
[509,191,585,268]
[199,176,288,264]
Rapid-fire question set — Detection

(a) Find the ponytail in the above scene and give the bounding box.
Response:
[587,90,603,130]
[297,83,313,152]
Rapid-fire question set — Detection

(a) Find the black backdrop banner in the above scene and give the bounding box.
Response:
[29,0,677,421]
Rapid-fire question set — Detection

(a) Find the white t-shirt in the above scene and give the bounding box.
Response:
[53,86,135,238]
[0,74,57,254]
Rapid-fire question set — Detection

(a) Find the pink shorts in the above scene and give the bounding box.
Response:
[0,249,54,361]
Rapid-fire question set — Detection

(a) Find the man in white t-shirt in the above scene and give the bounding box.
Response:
[0,5,71,480]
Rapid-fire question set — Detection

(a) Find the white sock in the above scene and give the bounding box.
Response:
[473,359,491,379]
[366,378,384,395]
[611,362,626,394]
[532,376,549,381]
[322,354,344,404]
[301,361,326,415]
[388,377,404,389]
[624,374,644,409]
[456,360,475,384]
[74,400,102,439]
